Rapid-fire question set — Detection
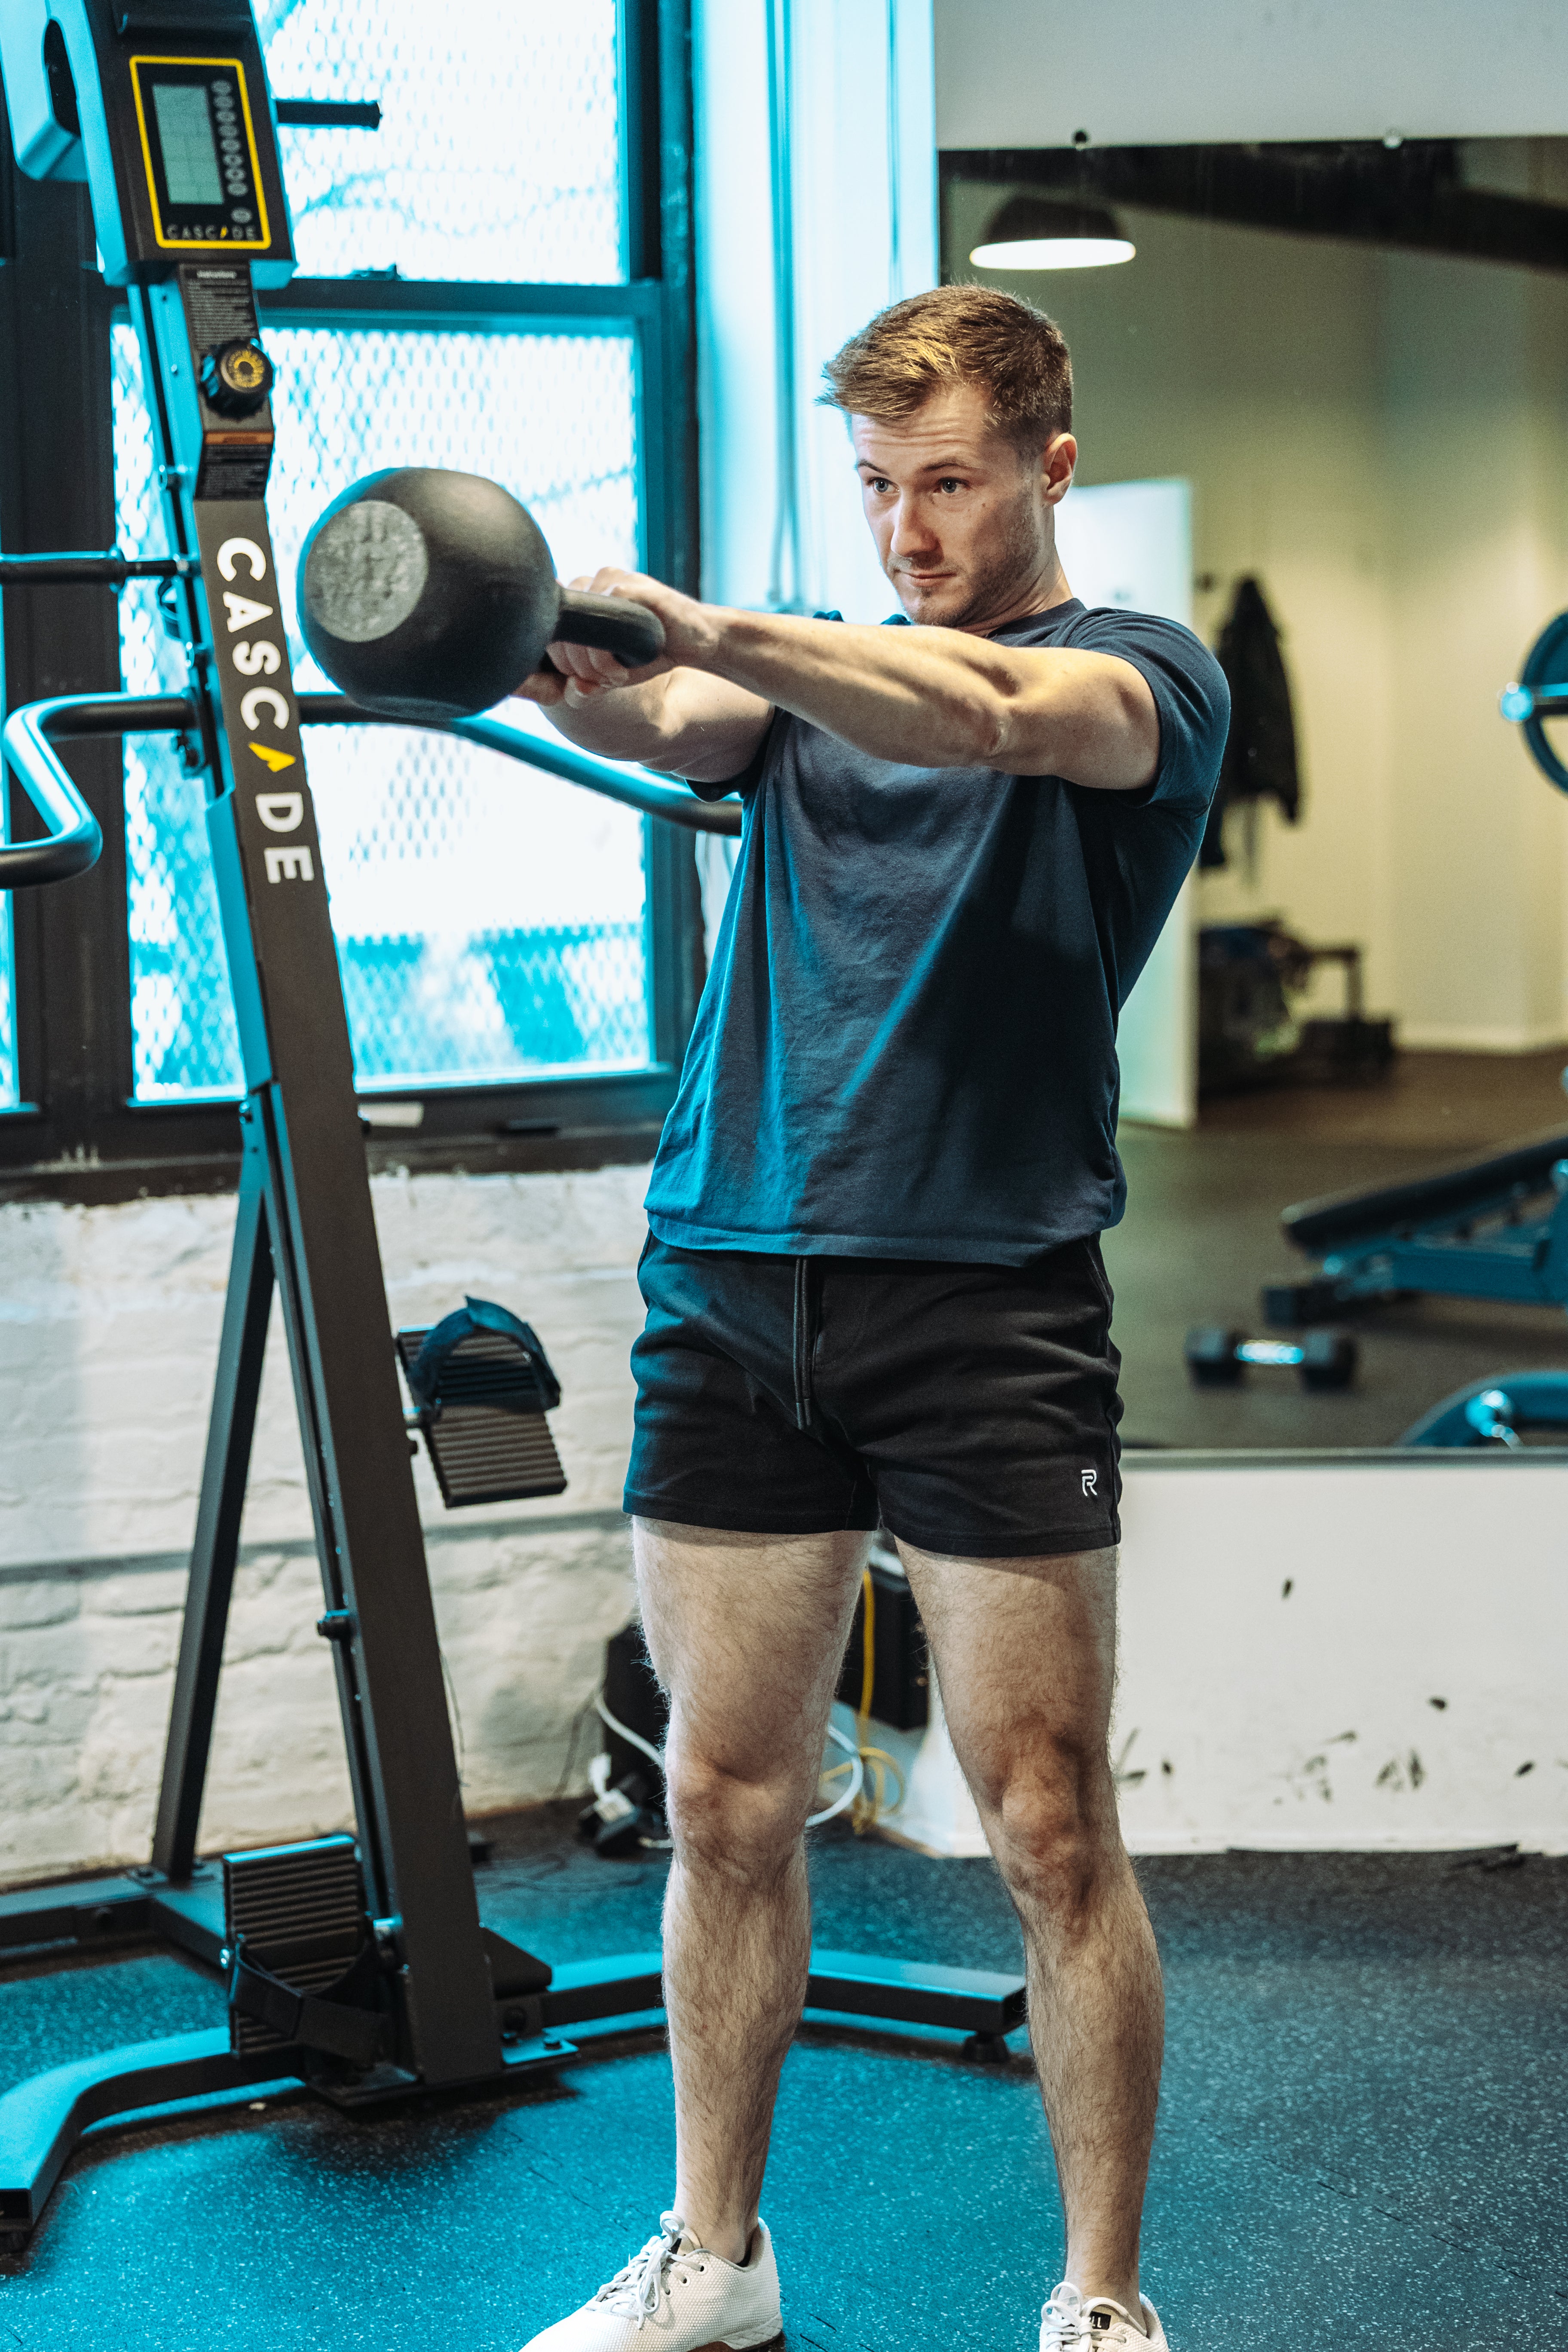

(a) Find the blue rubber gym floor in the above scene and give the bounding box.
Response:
[2,1815,1564,2352]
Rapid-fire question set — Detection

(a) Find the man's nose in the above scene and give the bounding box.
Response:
[888,496,937,557]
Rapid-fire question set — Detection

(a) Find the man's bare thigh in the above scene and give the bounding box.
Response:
[633,1519,870,1797]
[894,1541,1120,1806]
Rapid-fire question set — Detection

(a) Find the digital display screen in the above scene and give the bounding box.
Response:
[151,80,224,206]
[130,55,271,254]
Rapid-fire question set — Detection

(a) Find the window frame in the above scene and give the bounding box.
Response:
[0,0,700,1207]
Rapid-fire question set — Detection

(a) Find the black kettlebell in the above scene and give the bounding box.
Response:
[296,467,666,723]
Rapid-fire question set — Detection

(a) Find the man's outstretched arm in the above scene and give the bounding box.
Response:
[522,568,1161,792]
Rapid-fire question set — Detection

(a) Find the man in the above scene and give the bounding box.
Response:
[514,285,1228,2352]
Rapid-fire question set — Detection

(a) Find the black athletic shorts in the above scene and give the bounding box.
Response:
[623,1233,1122,1559]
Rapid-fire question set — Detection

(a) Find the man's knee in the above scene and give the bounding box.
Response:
[977,1735,1121,1914]
[664,1741,811,1880]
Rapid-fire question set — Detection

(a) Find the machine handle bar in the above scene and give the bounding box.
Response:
[274,99,383,129]
[1500,680,1568,723]
[295,694,742,837]
[0,554,199,587]
[0,687,740,890]
[0,694,193,887]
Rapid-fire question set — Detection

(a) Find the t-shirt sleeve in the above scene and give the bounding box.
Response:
[1069,610,1231,814]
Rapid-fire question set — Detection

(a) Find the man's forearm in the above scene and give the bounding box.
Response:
[529,665,773,785]
[537,673,678,765]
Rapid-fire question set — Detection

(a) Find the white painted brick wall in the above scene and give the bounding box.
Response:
[0,1164,652,1885]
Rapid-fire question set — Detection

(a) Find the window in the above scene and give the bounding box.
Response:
[116,321,649,1101]
[0,899,16,1111]
[0,0,698,1200]
[263,0,625,286]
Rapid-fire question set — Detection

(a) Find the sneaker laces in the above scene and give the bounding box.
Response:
[594,2212,693,2326]
[1041,2283,1090,2349]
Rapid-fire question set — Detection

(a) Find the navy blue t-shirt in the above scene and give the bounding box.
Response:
[645,600,1229,1265]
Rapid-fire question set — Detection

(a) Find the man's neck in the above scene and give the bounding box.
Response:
[955,551,1075,637]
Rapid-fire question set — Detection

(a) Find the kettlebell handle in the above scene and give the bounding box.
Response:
[552,587,665,671]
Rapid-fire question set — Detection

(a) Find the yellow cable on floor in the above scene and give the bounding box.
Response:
[851,1563,903,1833]
[818,1565,907,1830]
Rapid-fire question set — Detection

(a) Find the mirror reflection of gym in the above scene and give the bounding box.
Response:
[944,137,1568,1449]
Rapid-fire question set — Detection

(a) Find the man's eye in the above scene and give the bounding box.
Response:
[869,476,893,493]
[937,477,965,493]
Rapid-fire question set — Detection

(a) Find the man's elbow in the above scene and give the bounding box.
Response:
[1116,675,1161,788]
[993,674,1158,785]
[965,688,1017,767]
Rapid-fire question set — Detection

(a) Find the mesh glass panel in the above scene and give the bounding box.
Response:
[0,895,17,1109]
[114,321,650,1099]
[258,0,622,284]
[114,328,245,1099]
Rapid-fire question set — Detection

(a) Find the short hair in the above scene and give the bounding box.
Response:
[819,284,1073,453]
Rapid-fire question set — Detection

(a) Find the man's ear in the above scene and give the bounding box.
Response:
[1041,432,1077,507]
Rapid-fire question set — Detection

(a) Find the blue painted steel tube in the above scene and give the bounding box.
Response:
[0,686,740,899]
[296,693,744,837]
[0,693,175,887]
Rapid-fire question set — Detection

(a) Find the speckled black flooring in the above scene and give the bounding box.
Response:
[1109,1049,1568,1449]
[3,1813,1565,2351]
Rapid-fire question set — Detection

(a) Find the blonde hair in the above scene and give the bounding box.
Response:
[820,284,1073,452]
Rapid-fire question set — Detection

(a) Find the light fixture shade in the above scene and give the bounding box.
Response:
[970,193,1135,272]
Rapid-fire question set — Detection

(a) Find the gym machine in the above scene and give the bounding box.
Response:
[0,2,1025,2251]
[1265,1127,1568,1329]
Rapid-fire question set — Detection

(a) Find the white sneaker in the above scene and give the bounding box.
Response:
[1040,2281,1170,2351]
[520,2212,784,2352]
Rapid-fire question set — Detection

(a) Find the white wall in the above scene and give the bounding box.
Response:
[9,1434,1566,1883]
[1381,251,1568,1046]
[0,1166,649,1883]
[867,1452,1568,1857]
[9,1,1568,1900]
[1113,1455,1568,1854]
[934,0,1568,151]
[1056,478,1197,1125]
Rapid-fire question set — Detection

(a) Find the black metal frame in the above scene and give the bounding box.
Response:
[0,0,703,1207]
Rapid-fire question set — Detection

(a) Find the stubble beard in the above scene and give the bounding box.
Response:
[887,486,1048,633]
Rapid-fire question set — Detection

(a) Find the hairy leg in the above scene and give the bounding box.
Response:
[897,1542,1163,2321]
[634,1517,870,2261]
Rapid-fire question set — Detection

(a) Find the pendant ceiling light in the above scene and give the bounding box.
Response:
[969,194,1135,272]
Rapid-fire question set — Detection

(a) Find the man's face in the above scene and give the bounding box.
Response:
[851,382,1075,631]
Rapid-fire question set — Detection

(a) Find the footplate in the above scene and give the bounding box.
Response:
[397,1295,567,1507]
[222,1834,388,2065]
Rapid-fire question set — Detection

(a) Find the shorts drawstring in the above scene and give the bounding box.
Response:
[792,1256,815,1430]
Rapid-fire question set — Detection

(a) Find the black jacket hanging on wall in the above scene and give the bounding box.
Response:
[1200,575,1301,868]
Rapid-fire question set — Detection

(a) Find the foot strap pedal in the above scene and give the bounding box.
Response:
[398,1295,567,1507]
[222,1834,389,2067]
[228,1939,387,2067]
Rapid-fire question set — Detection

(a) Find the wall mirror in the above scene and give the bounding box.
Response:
[940,129,1568,1452]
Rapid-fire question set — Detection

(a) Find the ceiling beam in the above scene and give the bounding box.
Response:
[942,142,1568,276]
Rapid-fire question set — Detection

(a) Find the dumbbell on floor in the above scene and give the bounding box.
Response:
[297,466,666,723]
[1184,1326,1358,1393]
